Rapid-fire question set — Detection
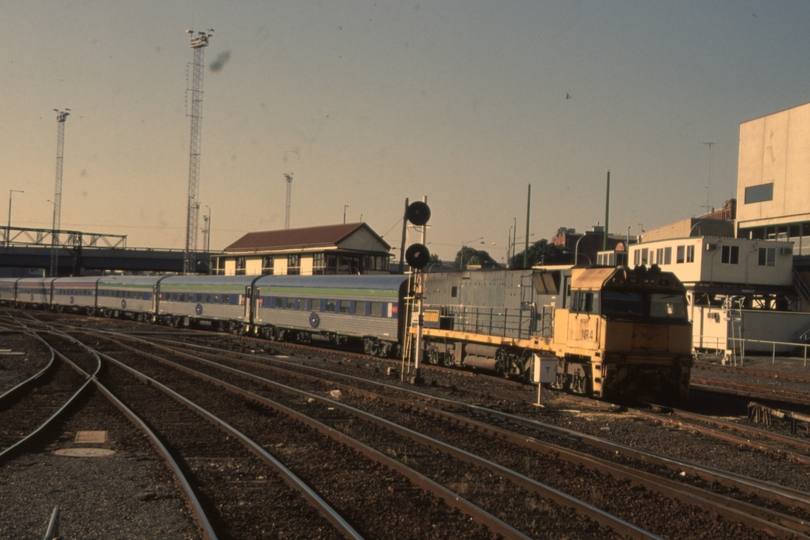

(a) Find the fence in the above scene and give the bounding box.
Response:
[725,337,810,367]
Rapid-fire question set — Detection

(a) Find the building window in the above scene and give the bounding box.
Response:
[676,246,684,264]
[721,245,739,264]
[287,254,300,275]
[663,247,671,265]
[261,256,274,275]
[744,183,773,204]
[641,248,648,265]
[686,245,695,263]
[758,247,776,266]
[235,257,246,275]
[313,253,325,275]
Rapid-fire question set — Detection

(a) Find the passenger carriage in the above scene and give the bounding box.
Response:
[97,275,164,321]
[157,275,259,331]
[0,278,20,305]
[15,278,55,309]
[251,275,409,356]
[51,277,101,314]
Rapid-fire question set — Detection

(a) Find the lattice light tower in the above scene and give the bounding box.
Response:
[51,108,70,277]
[284,173,293,229]
[52,108,70,233]
[184,27,213,274]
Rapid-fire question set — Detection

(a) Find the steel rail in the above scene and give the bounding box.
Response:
[88,347,365,540]
[692,379,810,407]
[88,333,661,540]
[133,337,810,537]
[43,505,59,540]
[0,331,56,402]
[136,336,810,519]
[404,401,810,538]
[93,338,535,540]
[695,362,810,385]
[53,341,218,540]
[637,402,810,465]
[0,333,99,461]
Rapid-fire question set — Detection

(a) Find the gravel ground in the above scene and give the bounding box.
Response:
[0,387,201,540]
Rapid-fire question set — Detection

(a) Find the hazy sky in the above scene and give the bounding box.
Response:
[2,1,809,262]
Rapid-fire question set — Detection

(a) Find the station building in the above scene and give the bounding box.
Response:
[213,223,392,276]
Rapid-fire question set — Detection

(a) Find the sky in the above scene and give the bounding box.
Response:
[2,1,810,263]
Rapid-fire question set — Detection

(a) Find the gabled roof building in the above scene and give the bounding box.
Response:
[213,223,392,276]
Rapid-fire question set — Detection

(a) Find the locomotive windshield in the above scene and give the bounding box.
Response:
[600,288,687,321]
[601,290,644,317]
[650,293,687,319]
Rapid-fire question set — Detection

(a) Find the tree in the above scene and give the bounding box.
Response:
[454,246,500,269]
[510,239,570,269]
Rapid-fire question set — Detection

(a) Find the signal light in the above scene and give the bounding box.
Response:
[405,243,431,270]
[406,201,431,226]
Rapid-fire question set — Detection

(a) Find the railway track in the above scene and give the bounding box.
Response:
[10,310,810,538]
[60,325,809,538]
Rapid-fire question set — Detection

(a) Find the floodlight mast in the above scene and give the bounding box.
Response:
[184,28,213,274]
[51,108,70,277]
[52,109,69,233]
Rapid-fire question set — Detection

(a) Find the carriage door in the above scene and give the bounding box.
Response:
[252,287,261,324]
[244,286,252,322]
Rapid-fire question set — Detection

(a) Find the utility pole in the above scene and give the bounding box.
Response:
[523,184,531,269]
[184,27,213,274]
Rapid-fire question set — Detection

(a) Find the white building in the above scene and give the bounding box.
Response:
[737,101,810,256]
[627,237,804,353]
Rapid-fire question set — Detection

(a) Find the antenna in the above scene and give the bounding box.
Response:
[284,173,293,229]
[184,28,213,274]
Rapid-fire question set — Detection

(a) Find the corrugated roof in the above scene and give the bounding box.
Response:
[224,223,390,253]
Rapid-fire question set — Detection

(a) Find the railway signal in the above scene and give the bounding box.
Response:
[405,201,431,270]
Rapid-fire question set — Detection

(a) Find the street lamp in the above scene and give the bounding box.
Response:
[343,205,349,224]
[7,190,23,248]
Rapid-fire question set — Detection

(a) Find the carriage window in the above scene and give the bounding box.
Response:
[286,297,296,309]
[297,298,308,310]
[339,300,351,313]
[325,299,336,312]
[650,293,687,319]
[353,301,367,315]
[370,302,383,317]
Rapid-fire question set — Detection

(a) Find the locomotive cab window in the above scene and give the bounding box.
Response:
[571,291,599,313]
[650,293,687,319]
